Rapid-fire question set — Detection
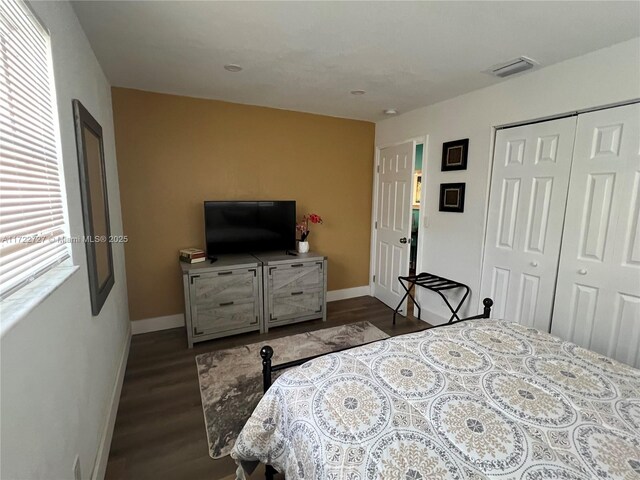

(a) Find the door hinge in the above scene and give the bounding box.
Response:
[375,221,378,229]
[373,275,376,282]
[376,164,380,173]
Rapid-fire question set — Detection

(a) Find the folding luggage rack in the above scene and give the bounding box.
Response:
[393,272,470,324]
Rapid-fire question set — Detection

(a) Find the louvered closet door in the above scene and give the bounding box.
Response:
[480,117,577,330]
[551,103,640,368]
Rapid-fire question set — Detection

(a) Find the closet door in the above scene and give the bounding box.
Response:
[551,103,640,368]
[480,117,576,330]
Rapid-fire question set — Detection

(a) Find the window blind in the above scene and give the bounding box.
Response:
[0,0,70,299]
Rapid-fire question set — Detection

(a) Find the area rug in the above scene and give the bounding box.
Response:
[195,321,389,458]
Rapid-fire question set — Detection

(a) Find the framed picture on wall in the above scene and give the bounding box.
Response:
[441,138,469,171]
[439,183,465,212]
[412,170,422,208]
[73,99,115,316]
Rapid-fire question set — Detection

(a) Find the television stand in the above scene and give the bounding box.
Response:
[181,252,327,347]
[181,254,263,348]
[258,251,327,333]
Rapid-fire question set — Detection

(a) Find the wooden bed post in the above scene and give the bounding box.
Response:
[260,345,274,394]
[482,297,494,318]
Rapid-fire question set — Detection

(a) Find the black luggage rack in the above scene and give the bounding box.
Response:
[393,272,470,324]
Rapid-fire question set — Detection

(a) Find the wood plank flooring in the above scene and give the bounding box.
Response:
[105,296,432,480]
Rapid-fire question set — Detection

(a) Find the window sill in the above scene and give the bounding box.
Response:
[0,264,80,337]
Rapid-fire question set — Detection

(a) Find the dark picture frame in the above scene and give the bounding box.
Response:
[441,138,469,171]
[439,183,466,212]
[73,99,114,315]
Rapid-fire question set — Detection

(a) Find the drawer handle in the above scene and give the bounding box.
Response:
[291,291,304,296]
[218,271,233,276]
[291,263,304,268]
[219,301,234,306]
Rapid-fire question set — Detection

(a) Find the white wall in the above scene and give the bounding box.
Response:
[0,2,129,479]
[375,38,640,323]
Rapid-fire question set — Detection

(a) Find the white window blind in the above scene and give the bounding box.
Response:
[0,0,70,299]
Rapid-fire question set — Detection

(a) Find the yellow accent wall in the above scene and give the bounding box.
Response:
[112,88,375,322]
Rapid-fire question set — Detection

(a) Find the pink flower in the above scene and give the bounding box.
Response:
[308,213,323,224]
[297,213,324,241]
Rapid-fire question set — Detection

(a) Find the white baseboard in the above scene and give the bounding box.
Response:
[413,304,448,326]
[131,313,184,335]
[327,285,371,302]
[91,327,131,480]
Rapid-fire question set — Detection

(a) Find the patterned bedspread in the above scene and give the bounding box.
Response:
[231,320,640,479]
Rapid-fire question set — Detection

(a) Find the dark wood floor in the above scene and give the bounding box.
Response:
[105,296,431,480]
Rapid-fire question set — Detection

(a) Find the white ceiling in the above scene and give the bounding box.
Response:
[71,1,640,122]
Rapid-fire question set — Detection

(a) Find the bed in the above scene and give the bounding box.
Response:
[231,299,640,479]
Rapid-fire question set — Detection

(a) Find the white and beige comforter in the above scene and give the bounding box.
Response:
[231,319,640,479]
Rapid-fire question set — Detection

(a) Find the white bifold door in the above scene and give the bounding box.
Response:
[480,117,577,331]
[374,142,415,314]
[481,102,640,368]
[551,103,640,368]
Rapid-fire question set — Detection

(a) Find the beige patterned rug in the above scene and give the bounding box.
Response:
[195,321,389,458]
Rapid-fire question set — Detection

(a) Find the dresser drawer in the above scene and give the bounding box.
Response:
[268,261,324,293]
[269,289,323,323]
[193,299,259,335]
[192,267,258,305]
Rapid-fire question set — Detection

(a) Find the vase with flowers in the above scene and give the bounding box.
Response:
[296,213,323,253]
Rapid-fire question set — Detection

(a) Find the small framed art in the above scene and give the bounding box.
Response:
[441,138,468,171]
[439,183,465,212]
[412,170,422,208]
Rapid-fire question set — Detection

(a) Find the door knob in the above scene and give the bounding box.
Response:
[530,261,538,267]
[400,237,408,244]
[578,269,587,275]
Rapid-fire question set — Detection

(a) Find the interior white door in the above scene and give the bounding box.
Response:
[374,142,415,313]
[551,102,640,368]
[480,117,577,330]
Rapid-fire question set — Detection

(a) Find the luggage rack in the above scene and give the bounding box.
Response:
[393,272,470,324]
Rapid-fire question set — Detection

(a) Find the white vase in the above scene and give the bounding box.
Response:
[297,241,309,253]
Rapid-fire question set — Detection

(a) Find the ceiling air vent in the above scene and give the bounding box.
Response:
[489,57,537,78]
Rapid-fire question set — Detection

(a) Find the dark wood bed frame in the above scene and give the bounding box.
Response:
[258,298,494,480]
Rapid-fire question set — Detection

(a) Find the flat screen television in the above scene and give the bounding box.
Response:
[204,201,296,256]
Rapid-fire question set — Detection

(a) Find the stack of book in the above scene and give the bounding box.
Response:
[179,248,206,263]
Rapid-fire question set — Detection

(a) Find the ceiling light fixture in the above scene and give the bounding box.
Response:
[224,64,243,72]
[384,109,398,115]
[350,89,366,95]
